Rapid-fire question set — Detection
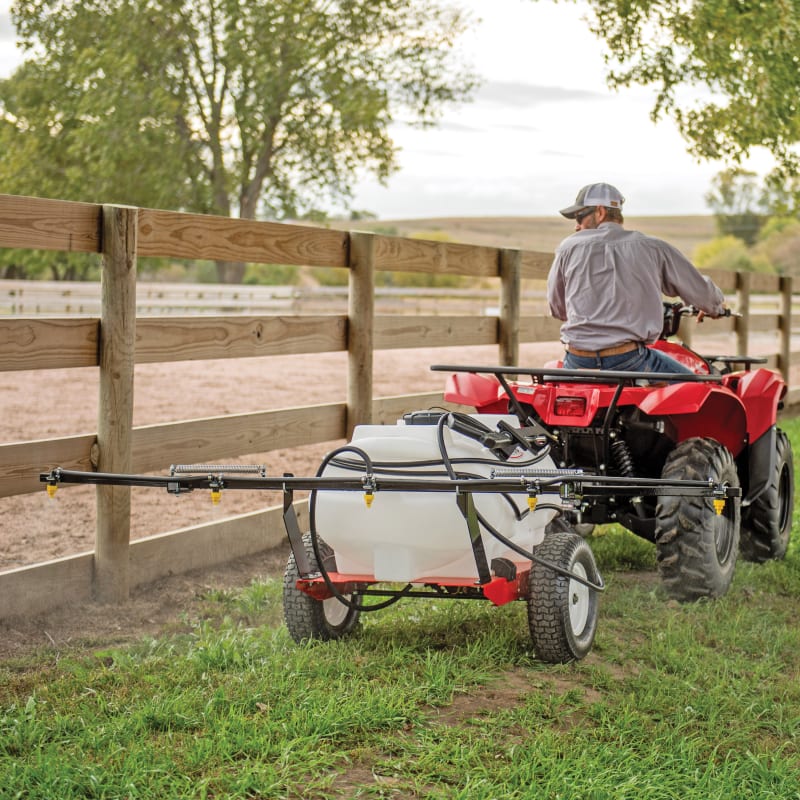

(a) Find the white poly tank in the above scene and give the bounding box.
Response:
[313,414,560,582]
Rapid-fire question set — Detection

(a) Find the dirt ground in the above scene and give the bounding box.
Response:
[1,341,566,657]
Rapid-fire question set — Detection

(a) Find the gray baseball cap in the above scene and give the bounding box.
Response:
[560,183,625,218]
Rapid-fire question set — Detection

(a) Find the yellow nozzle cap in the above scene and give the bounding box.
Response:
[46,483,58,498]
[364,492,374,509]
[713,498,725,516]
[211,489,222,505]
[527,495,538,512]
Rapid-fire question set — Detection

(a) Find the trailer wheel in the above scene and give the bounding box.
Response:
[545,514,595,538]
[656,437,741,602]
[740,429,794,562]
[283,533,361,643]
[526,530,600,664]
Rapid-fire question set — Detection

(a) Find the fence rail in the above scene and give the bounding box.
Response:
[0,193,796,617]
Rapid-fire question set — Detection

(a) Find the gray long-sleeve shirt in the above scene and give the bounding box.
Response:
[547,222,725,350]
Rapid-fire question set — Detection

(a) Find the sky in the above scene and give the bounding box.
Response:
[0,1,773,219]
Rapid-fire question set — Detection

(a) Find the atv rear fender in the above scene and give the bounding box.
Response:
[744,425,776,506]
[443,372,507,413]
[734,368,786,442]
[638,383,748,458]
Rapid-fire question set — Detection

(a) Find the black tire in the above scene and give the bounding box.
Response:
[740,429,793,563]
[283,533,361,643]
[527,530,600,664]
[656,437,741,602]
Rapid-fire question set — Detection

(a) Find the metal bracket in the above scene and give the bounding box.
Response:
[282,481,314,577]
[456,490,492,585]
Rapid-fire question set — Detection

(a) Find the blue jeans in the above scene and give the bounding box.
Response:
[563,343,695,375]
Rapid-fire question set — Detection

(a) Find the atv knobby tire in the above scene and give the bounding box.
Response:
[283,533,361,643]
[527,530,600,663]
[656,437,741,602]
[740,429,793,563]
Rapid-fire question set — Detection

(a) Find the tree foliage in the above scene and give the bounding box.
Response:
[1,1,476,245]
[565,0,800,175]
[704,168,765,245]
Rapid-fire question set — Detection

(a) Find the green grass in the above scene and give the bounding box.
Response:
[2,420,800,798]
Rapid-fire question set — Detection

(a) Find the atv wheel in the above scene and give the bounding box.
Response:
[656,437,741,602]
[283,533,361,643]
[740,429,794,562]
[527,530,600,663]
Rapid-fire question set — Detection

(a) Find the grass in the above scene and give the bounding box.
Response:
[2,419,800,798]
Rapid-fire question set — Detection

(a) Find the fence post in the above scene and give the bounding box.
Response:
[499,249,521,366]
[780,275,793,389]
[736,271,750,357]
[94,205,138,603]
[347,232,375,438]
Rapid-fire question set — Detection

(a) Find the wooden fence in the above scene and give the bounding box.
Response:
[0,193,796,618]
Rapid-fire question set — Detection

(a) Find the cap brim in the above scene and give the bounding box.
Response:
[559,203,583,219]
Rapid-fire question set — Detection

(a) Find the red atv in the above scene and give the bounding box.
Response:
[436,303,794,602]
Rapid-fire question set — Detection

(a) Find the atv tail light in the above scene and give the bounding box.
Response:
[554,396,587,416]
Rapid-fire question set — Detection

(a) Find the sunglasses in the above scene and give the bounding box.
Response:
[575,207,596,223]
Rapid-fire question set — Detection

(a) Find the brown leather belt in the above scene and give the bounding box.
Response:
[566,341,640,358]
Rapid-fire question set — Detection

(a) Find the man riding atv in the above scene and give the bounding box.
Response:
[547,182,728,374]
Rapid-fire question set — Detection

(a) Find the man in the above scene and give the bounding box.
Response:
[546,182,727,374]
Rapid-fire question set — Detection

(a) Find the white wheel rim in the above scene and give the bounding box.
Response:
[568,562,590,634]
[323,595,351,627]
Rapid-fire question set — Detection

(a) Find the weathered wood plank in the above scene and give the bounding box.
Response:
[137,208,349,267]
[0,194,101,253]
[129,501,306,588]
[372,234,499,277]
[94,205,138,601]
[0,553,94,617]
[518,250,553,280]
[500,250,521,365]
[748,273,782,293]
[0,434,96,498]
[749,313,780,332]
[374,315,498,350]
[0,501,308,618]
[131,404,347,473]
[519,315,563,342]
[135,315,347,363]
[348,232,375,433]
[0,318,99,371]
[372,392,473,424]
[704,269,739,292]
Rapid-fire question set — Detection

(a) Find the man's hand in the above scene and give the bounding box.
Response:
[697,304,729,323]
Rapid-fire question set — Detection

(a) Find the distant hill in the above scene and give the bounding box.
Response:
[343,216,716,259]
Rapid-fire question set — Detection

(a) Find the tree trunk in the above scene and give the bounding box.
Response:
[215,260,247,283]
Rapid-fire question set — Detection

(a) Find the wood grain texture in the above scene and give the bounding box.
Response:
[131,404,347,473]
[374,315,497,350]
[0,194,101,252]
[372,234,499,277]
[137,208,349,266]
[135,315,347,363]
[0,434,96,498]
[0,318,99,371]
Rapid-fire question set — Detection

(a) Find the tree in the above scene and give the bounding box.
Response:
[558,1,800,175]
[2,0,477,281]
[705,168,764,245]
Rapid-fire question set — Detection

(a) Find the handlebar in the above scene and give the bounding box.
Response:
[661,302,738,339]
